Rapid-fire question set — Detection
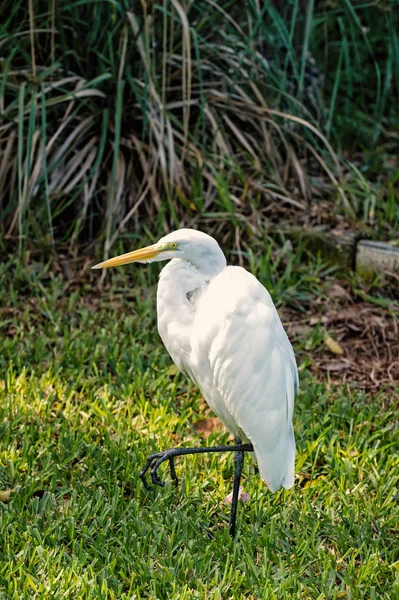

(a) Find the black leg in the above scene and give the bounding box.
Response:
[139,442,253,489]
[139,441,253,537]
[229,436,245,538]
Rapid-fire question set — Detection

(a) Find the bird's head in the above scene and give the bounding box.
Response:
[92,228,226,274]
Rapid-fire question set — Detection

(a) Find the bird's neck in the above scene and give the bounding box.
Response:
[157,259,210,308]
[157,259,212,371]
[189,252,227,279]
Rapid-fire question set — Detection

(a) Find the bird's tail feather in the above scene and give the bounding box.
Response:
[255,427,296,492]
[281,427,295,489]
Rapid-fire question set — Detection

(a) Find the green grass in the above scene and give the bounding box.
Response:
[1,249,398,599]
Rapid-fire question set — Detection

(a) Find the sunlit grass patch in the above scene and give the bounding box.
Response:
[0,254,398,598]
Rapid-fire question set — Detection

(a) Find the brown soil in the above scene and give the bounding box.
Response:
[283,281,399,401]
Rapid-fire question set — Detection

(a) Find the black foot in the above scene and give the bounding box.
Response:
[139,449,179,489]
[139,442,254,538]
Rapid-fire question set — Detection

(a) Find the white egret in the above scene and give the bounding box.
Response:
[93,229,298,537]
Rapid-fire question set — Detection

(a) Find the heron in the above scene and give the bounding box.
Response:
[93,229,298,537]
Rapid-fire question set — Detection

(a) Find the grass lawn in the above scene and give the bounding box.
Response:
[0,251,398,599]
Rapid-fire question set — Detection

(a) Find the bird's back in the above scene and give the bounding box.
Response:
[188,266,298,492]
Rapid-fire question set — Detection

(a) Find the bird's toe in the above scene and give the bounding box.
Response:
[224,486,250,504]
[150,469,166,487]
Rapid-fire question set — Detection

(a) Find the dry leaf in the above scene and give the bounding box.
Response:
[347,323,362,332]
[369,315,386,328]
[288,324,311,336]
[0,489,14,502]
[324,332,344,355]
[309,315,329,326]
[326,283,349,298]
[336,307,360,321]
[321,361,351,372]
[192,417,223,437]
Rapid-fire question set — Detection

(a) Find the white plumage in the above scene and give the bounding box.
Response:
[94,228,298,494]
[157,231,298,492]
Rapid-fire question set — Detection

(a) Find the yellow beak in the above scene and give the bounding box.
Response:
[92,244,161,269]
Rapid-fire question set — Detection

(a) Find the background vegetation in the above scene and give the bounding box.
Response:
[1,0,398,256]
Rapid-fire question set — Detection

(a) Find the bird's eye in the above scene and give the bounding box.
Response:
[169,243,178,249]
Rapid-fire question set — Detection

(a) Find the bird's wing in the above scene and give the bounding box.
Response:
[193,266,298,492]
